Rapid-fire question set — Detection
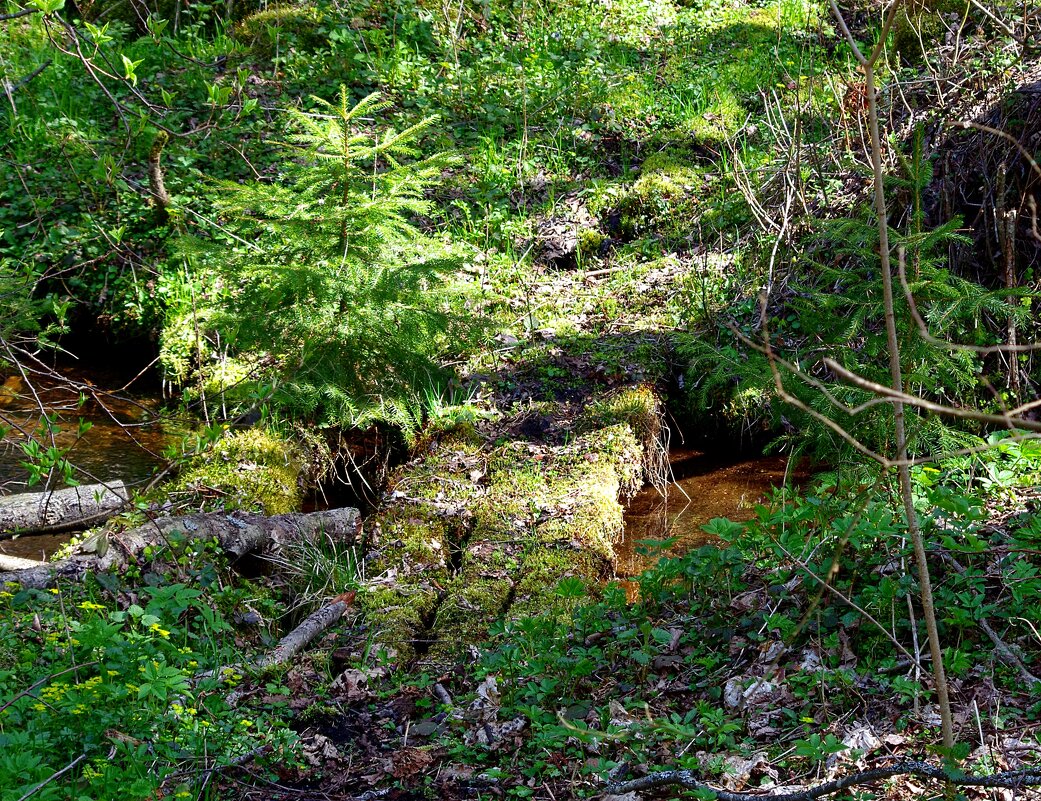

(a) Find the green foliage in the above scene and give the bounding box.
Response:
[0,572,296,800]
[175,88,477,425]
[678,137,1027,462]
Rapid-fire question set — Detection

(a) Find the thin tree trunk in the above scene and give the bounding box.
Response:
[829,0,955,748]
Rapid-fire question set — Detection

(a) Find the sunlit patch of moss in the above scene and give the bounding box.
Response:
[369,508,453,577]
[509,546,602,619]
[577,227,608,260]
[170,429,304,515]
[235,4,325,55]
[613,167,701,243]
[581,385,664,485]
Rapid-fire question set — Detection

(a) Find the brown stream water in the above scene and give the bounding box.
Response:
[615,447,805,576]
[0,366,179,561]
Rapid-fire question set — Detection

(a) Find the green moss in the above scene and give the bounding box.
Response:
[170,429,303,515]
[358,585,440,664]
[357,413,649,661]
[234,4,325,55]
[509,546,603,619]
[613,153,702,242]
[577,227,608,258]
[581,386,664,485]
[369,509,453,577]
[427,574,513,661]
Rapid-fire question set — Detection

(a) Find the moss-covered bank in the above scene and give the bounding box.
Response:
[359,389,661,663]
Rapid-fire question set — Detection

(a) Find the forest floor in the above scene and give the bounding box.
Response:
[2,0,1041,798]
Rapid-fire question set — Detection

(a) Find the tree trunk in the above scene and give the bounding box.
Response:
[0,481,128,536]
[0,508,361,589]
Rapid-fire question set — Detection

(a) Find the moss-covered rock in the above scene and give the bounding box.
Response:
[359,420,646,662]
[611,150,702,243]
[170,429,304,514]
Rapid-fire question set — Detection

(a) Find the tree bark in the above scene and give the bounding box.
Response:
[0,508,361,589]
[0,554,46,571]
[0,481,128,536]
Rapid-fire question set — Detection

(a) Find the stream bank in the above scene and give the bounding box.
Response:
[0,363,181,560]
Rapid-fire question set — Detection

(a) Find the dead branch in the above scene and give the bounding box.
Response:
[0,508,361,589]
[4,59,51,95]
[605,762,1041,800]
[0,554,46,571]
[260,592,356,668]
[212,592,357,706]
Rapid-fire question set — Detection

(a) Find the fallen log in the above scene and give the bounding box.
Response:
[0,508,361,589]
[0,481,128,536]
[0,554,47,571]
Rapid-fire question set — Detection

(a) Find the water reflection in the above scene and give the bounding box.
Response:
[616,448,804,576]
[0,365,182,560]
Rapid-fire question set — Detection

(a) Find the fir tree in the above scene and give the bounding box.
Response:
[177,88,473,423]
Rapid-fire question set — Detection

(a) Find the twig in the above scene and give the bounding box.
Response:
[5,59,51,94]
[823,359,1041,432]
[0,6,37,20]
[16,754,87,801]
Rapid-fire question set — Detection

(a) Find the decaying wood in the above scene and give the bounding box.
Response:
[0,508,360,589]
[260,592,356,668]
[0,481,128,536]
[215,592,357,706]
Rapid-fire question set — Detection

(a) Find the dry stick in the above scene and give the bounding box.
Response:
[828,0,954,748]
[15,753,88,801]
[605,762,1041,800]
[147,130,172,223]
[259,593,355,668]
[217,593,355,707]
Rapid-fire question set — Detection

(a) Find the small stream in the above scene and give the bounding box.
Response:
[615,447,805,576]
[0,366,179,561]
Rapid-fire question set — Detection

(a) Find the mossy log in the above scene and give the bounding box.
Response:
[0,508,360,589]
[0,481,128,536]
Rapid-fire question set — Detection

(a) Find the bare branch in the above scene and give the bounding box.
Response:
[606,762,1041,800]
[0,6,37,21]
[823,358,1041,432]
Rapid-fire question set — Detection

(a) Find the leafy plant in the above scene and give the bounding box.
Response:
[173,87,478,424]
